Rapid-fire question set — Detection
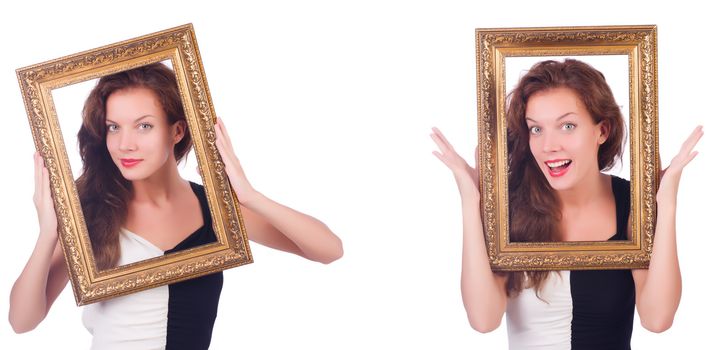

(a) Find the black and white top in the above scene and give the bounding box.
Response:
[82,182,223,350]
[506,176,635,350]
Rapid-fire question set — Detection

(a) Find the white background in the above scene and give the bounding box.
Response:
[1,1,708,349]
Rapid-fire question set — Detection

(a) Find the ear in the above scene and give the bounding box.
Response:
[173,120,186,144]
[598,120,610,144]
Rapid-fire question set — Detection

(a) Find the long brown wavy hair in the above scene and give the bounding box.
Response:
[76,62,191,270]
[503,59,625,297]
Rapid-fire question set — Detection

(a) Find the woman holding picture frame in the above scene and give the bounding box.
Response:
[10,62,343,350]
[431,58,702,349]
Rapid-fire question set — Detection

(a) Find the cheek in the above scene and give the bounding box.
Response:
[105,136,117,155]
[528,138,543,159]
[568,134,599,160]
[578,132,599,150]
[157,134,176,157]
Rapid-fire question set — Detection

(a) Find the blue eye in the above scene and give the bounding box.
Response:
[529,126,542,135]
[106,124,119,133]
[562,123,576,131]
[138,123,153,131]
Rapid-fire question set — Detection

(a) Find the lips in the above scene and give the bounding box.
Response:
[544,159,571,177]
[120,158,142,168]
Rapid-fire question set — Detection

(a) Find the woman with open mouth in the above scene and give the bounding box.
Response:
[432,59,702,349]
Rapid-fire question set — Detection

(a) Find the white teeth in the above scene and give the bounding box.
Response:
[546,160,571,168]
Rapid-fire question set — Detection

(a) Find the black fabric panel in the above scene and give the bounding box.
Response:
[165,271,223,350]
[611,176,631,241]
[165,182,224,350]
[570,176,634,350]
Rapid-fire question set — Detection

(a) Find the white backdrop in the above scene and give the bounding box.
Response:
[1,1,708,349]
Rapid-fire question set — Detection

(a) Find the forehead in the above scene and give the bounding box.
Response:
[105,87,166,121]
[525,87,591,122]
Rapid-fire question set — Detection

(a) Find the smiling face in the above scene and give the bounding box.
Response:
[105,87,185,182]
[525,87,608,191]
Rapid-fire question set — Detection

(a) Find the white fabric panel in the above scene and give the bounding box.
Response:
[82,229,168,350]
[506,271,573,350]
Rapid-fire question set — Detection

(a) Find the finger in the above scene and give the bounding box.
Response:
[214,132,230,165]
[214,141,235,179]
[34,152,42,197]
[430,127,452,151]
[42,165,52,202]
[214,123,231,158]
[214,118,224,143]
[432,151,455,170]
[216,118,234,150]
[430,132,451,154]
[671,127,703,168]
[214,122,224,146]
[680,126,704,155]
[214,129,239,175]
[213,129,228,162]
[680,150,699,168]
[431,127,454,151]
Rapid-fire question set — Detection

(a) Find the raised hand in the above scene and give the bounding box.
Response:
[430,127,480,198]
[432,127,507,330]
[214,117,259,204]
[33,152,58,239]
[657,125,704,200]
[9,153,67,333]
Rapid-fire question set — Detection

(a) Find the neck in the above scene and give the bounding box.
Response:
[130,161,186,205]
[556,172,609,208]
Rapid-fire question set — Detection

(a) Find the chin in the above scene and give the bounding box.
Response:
[119,173,142,182]
[546,179,573,191]
[538,165,575,191]
[117,168,149,182]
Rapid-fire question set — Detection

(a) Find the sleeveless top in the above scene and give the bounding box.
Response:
[506,176,635,350]
[82,182,224,350]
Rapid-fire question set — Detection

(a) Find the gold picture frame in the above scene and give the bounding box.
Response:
[476,25,659,271]
[17,24,252,305]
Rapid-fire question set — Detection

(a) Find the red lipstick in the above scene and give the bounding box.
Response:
[120,158,142,168]
[544,159,571,178]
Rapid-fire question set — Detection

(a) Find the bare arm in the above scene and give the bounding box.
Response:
[9,153,69,333]
[214,118,343,264]
[632,126,703,333]
[431,127,507,333]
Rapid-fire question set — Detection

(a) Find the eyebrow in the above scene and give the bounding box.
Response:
[525,112,577,123]
[105,115,157,124]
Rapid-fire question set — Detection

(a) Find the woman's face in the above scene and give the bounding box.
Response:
[105,87,184,182]
[525,87,607,191]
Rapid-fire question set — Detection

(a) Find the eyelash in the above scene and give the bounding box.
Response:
[106,123,154,132]
[138,123,153,131]
[528,123,576,135]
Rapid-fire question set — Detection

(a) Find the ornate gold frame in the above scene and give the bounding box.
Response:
[17,24,252,305]
[476,25,658,270]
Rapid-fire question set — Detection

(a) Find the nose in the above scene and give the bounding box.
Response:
[118,130,137,152]
[541,132,561,153]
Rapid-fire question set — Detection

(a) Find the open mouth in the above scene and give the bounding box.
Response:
[544,159,572,177]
